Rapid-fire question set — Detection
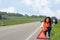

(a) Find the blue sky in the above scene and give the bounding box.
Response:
[0,0,60,19]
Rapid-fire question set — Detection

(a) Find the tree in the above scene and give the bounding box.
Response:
[0,15,2,19]
[31,15,38,18]
[24,14,29,18]
[16,13,23,17]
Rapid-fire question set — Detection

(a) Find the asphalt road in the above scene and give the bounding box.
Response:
[0,22,46,40]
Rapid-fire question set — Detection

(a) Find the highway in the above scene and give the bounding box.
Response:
[0,22,44,40]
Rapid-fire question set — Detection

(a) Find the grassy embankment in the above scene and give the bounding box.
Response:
[0,16,43,26]
[51,20,60,40]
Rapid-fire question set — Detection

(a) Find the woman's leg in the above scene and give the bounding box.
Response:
[47,27,51,37]
[44,30,47,36]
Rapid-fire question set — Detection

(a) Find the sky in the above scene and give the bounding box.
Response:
[0,0,60,19]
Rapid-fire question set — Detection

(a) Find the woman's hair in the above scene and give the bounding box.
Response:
[44,17,52,26]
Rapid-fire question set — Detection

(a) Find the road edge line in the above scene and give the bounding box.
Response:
[25,26,41,40]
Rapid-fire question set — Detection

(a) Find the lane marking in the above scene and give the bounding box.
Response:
[25,26,41,40]
[25,23,55,40]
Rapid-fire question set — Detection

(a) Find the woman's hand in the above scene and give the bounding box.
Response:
[41,27,44,31]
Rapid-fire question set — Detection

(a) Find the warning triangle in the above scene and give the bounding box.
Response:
[37,30,46,39]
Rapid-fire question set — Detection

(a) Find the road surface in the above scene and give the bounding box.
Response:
[0,22,48,40]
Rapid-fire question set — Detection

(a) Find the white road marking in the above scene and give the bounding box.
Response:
[25,26,41,40]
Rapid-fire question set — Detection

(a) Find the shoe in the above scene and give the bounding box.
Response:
[48,37,50,39]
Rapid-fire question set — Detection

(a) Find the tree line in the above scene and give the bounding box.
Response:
[0,11,23,19]
[0,11,46,20]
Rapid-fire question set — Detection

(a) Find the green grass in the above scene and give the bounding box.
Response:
[0,16,42,26]
[51,20,60,40]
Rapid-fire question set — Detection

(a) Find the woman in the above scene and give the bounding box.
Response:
[41,17,52,38]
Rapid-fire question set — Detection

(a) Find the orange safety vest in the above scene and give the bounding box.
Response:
[43,22,51,31]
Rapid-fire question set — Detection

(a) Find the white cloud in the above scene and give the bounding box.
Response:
[0,0,60,19]
[40,0,49,6]
[31,0,60,19]
[0,7,16,13]
[54,0,60,4]
[56,10,60,19]
[32,0,54,16]
[21,0,33,5]
[40,7,55,16]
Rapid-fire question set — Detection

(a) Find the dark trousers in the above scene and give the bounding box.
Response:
[44,27,51,37]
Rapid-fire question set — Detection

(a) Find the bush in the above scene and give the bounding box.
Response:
[51,20,60,40]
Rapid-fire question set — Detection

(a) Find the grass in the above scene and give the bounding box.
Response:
[0,16,42,26]
[51,20,60,40]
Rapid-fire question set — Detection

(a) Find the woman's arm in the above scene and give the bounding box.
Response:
[40,22,44,28]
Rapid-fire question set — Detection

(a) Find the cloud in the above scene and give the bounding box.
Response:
[39,7,55,16]
[32,0,54,16]
[19,0,60,19]
[0,0,60,19]
[56,10,60,19]
[21,0,33,5]
[54,0,60,4]
[32,0,60,19]
[0,7,16,13]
